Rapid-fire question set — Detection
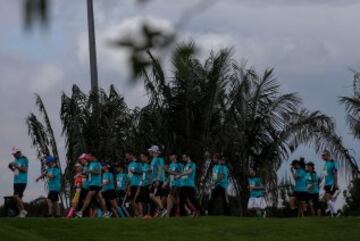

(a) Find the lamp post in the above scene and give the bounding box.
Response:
[86,0,98,92]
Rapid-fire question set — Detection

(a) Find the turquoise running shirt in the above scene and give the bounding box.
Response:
[47,167,61,192]
[13,157,28,184]
[324,161,337,186]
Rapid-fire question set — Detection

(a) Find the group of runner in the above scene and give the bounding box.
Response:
[288,150,340,217]
[7,146,339,218]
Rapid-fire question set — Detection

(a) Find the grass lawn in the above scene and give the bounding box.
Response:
[0,217,359,241]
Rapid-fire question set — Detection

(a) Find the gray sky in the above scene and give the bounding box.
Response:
[1,0,360,205]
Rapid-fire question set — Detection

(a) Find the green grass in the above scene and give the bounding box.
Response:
[0,217,359,241]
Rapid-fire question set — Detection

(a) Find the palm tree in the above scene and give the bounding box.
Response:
[26,94,66,206]
[26,42,357,213]
[140,43,356,209]
[60,84,131,193]
[339,71,360,176]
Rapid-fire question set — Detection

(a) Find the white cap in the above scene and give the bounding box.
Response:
[11,147,21,155]
[78,153,87,160]
[148,145,160,153]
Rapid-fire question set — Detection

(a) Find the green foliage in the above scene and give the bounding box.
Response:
[343,177,360,216]
[60,85,132,189]
[27,43,355,207]
[339,71,360,176]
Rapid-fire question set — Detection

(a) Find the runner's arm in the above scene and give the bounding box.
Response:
[176,168,193,178]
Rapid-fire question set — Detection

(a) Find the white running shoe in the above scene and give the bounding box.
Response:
[103,211,111,218]
[160,209,168,217]
[325,208,331,214]
[75,211,83,218]
[17,210,28,218]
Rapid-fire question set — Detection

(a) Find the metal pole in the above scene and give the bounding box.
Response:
[86,0,98,92]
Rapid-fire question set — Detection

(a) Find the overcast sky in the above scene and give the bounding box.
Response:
[1,0,360,205]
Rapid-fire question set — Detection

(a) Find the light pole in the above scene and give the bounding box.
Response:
[86,0,98,92]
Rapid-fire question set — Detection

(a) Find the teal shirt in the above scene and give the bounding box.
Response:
[88,161,102,187]
[294,168,307,192]
[116,173,127,191]
[48,167,61,192]
[169,162,183,187]
[82,163,90,190]
[181,162,196,188]
[102,172,115,192]
[324,161,337,186]
[248,177,264,197]
[141,163,152,186]
[128,160,143,186]
[212,164,229,189]
[151,157,166,182]
[306,172,320,194]
[13,157,28,184]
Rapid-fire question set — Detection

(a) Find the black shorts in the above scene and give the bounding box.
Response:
[152,181,168,197]
[292,191,307,201]
[89,185,102,194]
[138,185,151,204]
[324,185,336,195]
[14,183,26,198]
[48,191,59,202]
[117,190,126,199]
[102,190,117,201]
[308,193,320,209]
[130,186,140,201]
[162,185,170,197]
[80,188,89,201]
[169,186,180,197]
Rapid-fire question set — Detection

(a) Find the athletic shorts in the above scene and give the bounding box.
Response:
[13,184,26,198]
[152,181,169,197]
[130,186,140,201]
[102,190,117,200]
[89,185,102,194]
[169,186,180,197]
[324,185,336,195]
[308,193,320,209]
[162,185,170,197]
[80,188,89,201]
[247,197,266,209]
[48,191,60,202]
[138,185,151,204]
[117,190,126,199]
[292,191,308,201]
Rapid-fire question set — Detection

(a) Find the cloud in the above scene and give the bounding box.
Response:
[29,65,64,93]
[78,15,174,77]
[225,0,359,7]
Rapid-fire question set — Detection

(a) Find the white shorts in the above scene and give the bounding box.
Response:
[247,197,266,209]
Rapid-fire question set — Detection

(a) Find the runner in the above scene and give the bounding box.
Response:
[77,153,91,216]
[115,164,128,208]
[305,162,321,216]
[321,150,339,216]
[126,151,143,217]
[208,153,230,215]
[138,153,153,218]
[289,158,308,217]
[166,153,183,217]
[102,164,122,217]
[247,167,266,217]
[66,162,84,218]
[177,154,202,216]
[148,145,166,203]
[76,153,110,218]
[36,156,61,217]
[8,147,28,218]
